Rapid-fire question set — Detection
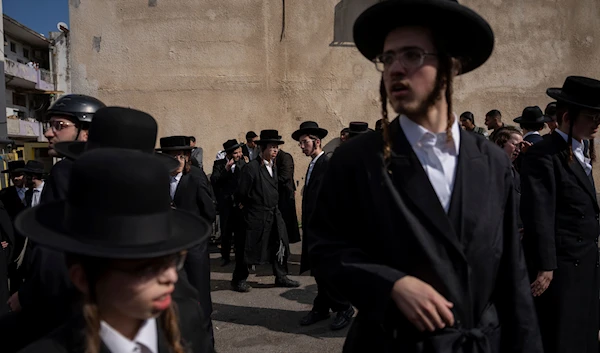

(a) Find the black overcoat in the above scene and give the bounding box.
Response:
[520,131,599,353]
[299,153,329,275]
[308,117,542,353]
[276,150,301,244]
[237,159,289,265]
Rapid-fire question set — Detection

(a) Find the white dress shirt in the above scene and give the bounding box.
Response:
[170,172,183,200]
[31,181,44,208]
[306,151,324,186]
[264,159,274,177]
[100,319,158,353]
[555,128,592,175]
[400,115,460,213]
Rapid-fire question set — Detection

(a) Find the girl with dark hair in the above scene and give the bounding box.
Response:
[15,149,214,353]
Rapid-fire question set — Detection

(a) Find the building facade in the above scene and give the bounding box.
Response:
[68,0,600,186]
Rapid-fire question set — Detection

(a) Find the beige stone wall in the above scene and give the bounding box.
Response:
[70,0,600,186]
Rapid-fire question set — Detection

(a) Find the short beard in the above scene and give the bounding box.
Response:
[397,71,445,118]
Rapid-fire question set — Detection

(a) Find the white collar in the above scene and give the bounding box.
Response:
[171,172,183,182]
[311,151,325,164]
[523,131,540,138]
[34,181,45,192]
[263,159,273,166]
[100,319,158,353]
[399,114,460,154]
[555,129,584,152]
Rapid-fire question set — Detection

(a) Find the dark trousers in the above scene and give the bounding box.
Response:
[313,274,351,313]
[219,205,240,260]
[232,221,288,283]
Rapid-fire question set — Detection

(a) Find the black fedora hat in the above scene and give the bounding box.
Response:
[223,139,244,153]
[53,107,179,172]
[353,0,494,75]
[1,160,25,174]
[15,160,45,175]
[15,149,210,259]
[156,136,196,151]
[547,76,600,111]
[513,106,551,124]
[256,130,285,145]
[348,122,372,137]
[291,121,328,141]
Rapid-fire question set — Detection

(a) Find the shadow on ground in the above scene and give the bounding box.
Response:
[212,302,351,338]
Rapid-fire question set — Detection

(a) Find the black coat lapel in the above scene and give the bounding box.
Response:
[552,132,598,205]
[450,130,489,246]
[387,118,465,259]
[173,174,192,206]
[260,162,277,188]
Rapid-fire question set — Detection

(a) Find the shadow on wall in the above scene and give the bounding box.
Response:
[331,0,382,47]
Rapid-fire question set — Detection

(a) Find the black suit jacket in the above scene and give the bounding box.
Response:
[524,133,544,145]
[173,172,217,223]
[308,117,541,353]
[275,150,300,244]
[40,159,72,204]
[0,186,26,221]
[210,158,246,210]
[520,131,599,353]
[300,153,329,274]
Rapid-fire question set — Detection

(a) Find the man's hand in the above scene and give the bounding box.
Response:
[520,140,533,154]
[531,270,553,297]
[0,241,8,249]
[225,158,235,171]
[391,276,455,332]
[7,292,21,313]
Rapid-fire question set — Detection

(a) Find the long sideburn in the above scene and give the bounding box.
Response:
[159,303,185,353]
[380,76,392,164]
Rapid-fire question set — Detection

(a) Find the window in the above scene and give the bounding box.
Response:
[12,92,27,107]
[10,42,16,53]
[23,48,29,59]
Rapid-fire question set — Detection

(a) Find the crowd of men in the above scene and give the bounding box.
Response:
[0,0,598,352]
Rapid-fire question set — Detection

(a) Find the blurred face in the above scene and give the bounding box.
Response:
[247,137,258,149]
[190,140,196,147]
[503,133,523,161]
[165,150,189,174]
[298,134,320,157]
[71,253,185,328]
[571,109,600,140]
[382,27,440,117]
[546,114,558,132]
[231,147,243,161]
[10,172,24,188]
[340,131,349,142]
[262,143,279,160]
[44,116,83,157]
[484,115,501,130]
[460,118,475,131]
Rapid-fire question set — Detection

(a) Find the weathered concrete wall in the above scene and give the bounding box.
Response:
[50,31,72,96]
[70,0,600,186]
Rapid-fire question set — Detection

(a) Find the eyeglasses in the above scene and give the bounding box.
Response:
[44,120,77,132]
[110,251,187,279]
[298,139,314,147]
[374,48,437,73]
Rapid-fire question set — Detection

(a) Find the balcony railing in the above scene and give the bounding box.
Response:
[4,58,38,83]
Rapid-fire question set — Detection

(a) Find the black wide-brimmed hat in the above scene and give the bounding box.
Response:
[156,136,196,151]
[223,139,244,153]
[15,149,210,259]
[15,160,45,175]
[547,76,600,111]
[348,122,372,137]
[53,107,179,172]
[513,106,551,124]
[256,130,285,145]
[353,0,495,75]
[1,160,25,174]
[292,121,328,141]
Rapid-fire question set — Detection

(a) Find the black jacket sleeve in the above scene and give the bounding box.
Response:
[195,172,216,223]
[277,152,295,193]
[520,146,557,271]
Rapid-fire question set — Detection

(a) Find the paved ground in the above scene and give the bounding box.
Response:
[209,242,348,353]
